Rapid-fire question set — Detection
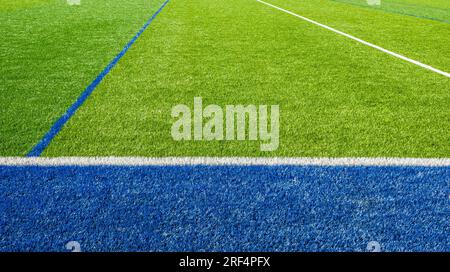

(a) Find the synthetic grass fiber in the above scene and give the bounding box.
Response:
[1,165,448,252]
[34,0,450,158]
[332,0,450,23]
[0,0,166,156]
[1,0,449,253]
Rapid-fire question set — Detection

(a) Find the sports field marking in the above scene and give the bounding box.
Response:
[330,0,450,24]
[256,0,450,78]
[25,0,171,158]
[1,157,449,166]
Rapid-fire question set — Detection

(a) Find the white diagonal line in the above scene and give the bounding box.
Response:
[256,0,450,78]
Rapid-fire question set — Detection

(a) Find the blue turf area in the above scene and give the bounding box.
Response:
[0,165,449,252]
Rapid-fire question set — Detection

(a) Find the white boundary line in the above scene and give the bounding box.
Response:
[1,4,448,168]
[256,0,450,78]
[0,157,449,166]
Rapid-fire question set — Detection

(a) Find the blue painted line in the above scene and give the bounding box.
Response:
[26,0,171,157]
[0,165,448,252]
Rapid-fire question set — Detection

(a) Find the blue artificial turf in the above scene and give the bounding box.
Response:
[0,165,448,252]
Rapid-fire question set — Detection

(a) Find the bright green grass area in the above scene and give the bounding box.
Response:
[0,0,165,155]
[43,0,450,157]
[0,0,51,11]
[332,0,450,23]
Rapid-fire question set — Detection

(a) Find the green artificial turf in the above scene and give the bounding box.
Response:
[0,0,165,155]
[332,0,450,24]
[1,0,449,157]
[40,0,450,157]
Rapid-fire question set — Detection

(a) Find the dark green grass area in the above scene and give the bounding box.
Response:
[332,0,450,24]
[275,0,450,72]
[0,0,165,155]
[43,0,450,157]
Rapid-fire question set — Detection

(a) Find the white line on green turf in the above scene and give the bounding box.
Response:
[0,157,449,166]
[256,0,450,78]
